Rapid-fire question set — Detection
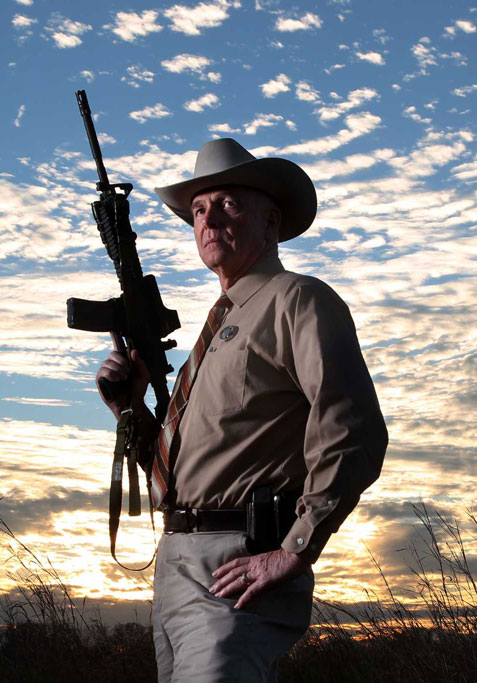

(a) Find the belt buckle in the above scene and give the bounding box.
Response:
[177,509,197,532]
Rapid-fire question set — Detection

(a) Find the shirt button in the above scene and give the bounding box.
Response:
[296,537,304,545]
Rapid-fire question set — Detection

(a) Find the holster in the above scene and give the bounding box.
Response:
[246,486,299,554]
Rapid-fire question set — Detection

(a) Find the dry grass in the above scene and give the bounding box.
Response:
[1,503,476,682]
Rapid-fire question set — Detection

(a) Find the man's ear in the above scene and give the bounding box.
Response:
[264,206,281,244]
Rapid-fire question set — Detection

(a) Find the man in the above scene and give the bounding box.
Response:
[97,138,388,682]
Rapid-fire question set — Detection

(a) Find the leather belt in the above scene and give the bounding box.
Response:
[163,508,247,534]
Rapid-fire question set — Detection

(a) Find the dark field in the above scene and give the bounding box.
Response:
[1,504,476,682]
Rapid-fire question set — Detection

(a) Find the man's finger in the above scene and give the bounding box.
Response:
[212,555,249,579]
[233,581,263,610]
[210,566,252,595]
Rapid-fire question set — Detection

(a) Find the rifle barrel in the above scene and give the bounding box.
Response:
[76,90,109,187]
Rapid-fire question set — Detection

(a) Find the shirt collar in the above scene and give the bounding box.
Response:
[226,250,285,308]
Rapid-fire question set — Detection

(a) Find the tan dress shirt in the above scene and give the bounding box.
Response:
[162,250,387,563]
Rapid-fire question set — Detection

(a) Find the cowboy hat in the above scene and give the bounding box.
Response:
[154,138,317,242]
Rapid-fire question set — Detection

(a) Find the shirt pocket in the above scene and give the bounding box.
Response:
[200,347,248,416]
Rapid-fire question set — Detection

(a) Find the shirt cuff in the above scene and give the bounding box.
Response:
[281,492,359,564]
[281,515,333,564]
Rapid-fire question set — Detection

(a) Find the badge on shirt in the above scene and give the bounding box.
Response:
[219,325,239,341]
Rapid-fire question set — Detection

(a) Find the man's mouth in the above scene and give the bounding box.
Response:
[204,238,225,248]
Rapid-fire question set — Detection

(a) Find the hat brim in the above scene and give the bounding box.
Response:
[155,157,317,242]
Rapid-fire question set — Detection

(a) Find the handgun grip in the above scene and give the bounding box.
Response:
[98,376,130,404]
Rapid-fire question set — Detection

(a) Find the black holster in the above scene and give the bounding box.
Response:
[246,487,299,554]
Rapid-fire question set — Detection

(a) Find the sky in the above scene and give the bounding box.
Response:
[1,0,476,624]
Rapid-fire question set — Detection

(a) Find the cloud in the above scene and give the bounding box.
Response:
[444,19,477,37]
[184,93,220,112]
[278,111,381,155]
[316,88,379,122]
[455,19,477,32]
[15,0,34,5]
[12,13,37,28]
[121,65,155,88]
[405,37,468,79]
[103,10,162,42]
[129,103,171,124]
[2,397,79,407]
[324,63,346,75]
[160,53,221,83]
[451,160,477,182]
[43,13,92,48]
[355,51,385,65]
[207,72,221,83]
[452,84,477,97]
[79,69,94,83]
[403,106,432,125]
[11,13,37,41]
[97,133,116,145]
[407,38,437,77]
[296,81,321,103]
[164,1,239,36]
[299,148,392,182]
[260,73,291,98]
[14,104,26,128]
[373,28,391,45]
[243,113,283,135]
[275,12,322,32]
[440,51,467,66]
[208,122,241,134]
[388,137,467,178]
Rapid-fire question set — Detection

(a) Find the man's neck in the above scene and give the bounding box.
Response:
[214,243,278,291]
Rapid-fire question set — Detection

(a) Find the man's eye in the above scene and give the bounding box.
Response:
[224,199,236,208]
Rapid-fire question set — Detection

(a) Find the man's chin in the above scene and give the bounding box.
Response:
[201,245,233,269]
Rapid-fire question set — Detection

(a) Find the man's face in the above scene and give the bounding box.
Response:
[191,186,278,279]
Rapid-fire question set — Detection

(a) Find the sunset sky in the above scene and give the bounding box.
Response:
[1,0,476,623]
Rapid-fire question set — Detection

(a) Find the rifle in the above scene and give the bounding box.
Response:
[67,90,180,568]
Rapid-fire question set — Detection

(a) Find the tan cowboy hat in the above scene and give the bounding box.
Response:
[154,138,317,242]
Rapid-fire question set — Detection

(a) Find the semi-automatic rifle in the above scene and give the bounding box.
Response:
[67,90,180,567]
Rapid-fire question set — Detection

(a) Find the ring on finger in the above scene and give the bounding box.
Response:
[241,571,252,585]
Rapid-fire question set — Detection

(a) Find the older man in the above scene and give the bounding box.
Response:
[97,138,388,683]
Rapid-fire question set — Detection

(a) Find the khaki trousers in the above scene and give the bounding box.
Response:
[152,531,314,683]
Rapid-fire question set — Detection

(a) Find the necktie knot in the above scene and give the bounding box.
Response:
[210,293,233,329]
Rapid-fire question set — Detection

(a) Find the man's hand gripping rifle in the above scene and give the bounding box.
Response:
[67,90,180,566]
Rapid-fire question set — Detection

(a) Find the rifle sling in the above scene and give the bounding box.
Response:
[109,409,156,571]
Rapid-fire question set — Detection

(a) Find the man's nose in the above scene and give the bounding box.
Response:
[203,204,222,229]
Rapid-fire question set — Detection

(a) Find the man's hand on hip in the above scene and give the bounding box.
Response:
[209,547,309,609]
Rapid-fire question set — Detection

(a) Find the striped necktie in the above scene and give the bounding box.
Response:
[150,293,232,509]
